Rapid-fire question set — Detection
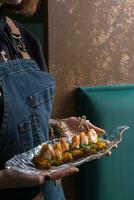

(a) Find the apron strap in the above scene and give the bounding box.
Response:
[6,16,31,60]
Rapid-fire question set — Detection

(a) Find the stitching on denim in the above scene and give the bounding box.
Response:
[27,87,55,108]
[0,68,40,81]
[0,82,8,132]
[32,96,54,108]
[19,114,43,151]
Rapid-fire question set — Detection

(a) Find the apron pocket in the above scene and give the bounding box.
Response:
[19,115,44,152]
[24,87,55,145]
[26,87,55,119]
[26,87,55,108]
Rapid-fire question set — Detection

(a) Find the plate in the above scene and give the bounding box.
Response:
[5,126,129,175]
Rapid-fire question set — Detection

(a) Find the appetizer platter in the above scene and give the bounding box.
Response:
[5,122,129,175]
[33,129,110,170]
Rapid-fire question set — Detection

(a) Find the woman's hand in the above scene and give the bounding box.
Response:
[0,169,49,189]
[49,116,105,137]
[0,166,79,189]
[50,166,79,180]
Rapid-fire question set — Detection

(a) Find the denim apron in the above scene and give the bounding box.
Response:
[0,18,65,200]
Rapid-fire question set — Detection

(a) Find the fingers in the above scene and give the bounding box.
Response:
[64,117,105,134]
[63,130,74,137]
[22,174,45,186]
[106,151,112,156]
[50,167,79,180]
[2,166,78,189]
[3,169,48,188]
[40,166,79,182]
[83,120,105,134]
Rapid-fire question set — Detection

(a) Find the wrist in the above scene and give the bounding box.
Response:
[0,169,7,189]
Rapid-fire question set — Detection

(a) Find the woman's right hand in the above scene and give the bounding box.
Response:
[0,166,79,189]
[0,169,50,189]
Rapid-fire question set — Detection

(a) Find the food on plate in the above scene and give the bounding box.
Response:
[71,135,80,149]
[71,149,84,159]
[80,132,88,145]
[60,138,69,152]
[53,142,62,153]
[53,148,62,161]
[96,140,106,150]
[88,129,98,143]
[40,144,54,160]
[62,152,73,163]
[33,128,107,170]
[33,154,51,169]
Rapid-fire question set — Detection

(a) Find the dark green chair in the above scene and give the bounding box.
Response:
[78,84,134,200]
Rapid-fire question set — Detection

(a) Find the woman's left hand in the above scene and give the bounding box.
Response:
[49,116,105,137]
[0,169,50,189]
[49,166,79,180]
